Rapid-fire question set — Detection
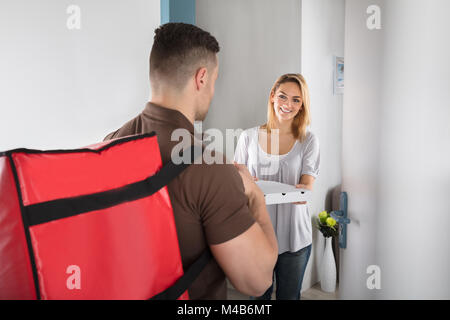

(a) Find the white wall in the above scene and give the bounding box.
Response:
[196,0,302,135]
[300,0,345,292]
[341,0,450,299]
[0,0,160,151]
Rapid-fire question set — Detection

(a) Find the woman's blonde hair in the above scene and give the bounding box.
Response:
[261,73,311,143]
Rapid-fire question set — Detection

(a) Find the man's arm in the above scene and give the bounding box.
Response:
[209,164,278,297]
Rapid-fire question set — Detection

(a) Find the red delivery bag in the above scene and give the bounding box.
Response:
[0,132,210,299]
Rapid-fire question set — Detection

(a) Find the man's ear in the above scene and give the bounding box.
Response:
[194,67,208,91]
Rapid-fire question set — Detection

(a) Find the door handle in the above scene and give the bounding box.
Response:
[330,192,350,249]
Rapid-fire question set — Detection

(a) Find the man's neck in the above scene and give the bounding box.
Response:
[150,95,196,125]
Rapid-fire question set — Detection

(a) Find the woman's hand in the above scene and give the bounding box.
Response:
[292,183,311,205]
[295,183,312,190]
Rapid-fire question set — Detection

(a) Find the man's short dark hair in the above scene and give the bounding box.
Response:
[150,23,220,89]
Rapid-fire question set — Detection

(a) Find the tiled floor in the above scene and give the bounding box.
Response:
[227,282,338,300]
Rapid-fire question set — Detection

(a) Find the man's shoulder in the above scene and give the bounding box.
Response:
[186,156,240,181]
[181,150,243,191]
[103,115,142,141]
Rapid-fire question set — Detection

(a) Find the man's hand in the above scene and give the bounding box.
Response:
[233,162,263,203]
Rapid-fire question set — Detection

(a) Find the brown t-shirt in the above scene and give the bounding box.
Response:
[103,102,255,299]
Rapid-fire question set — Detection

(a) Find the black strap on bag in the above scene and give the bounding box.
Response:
[150,143,213,299]
[150,248,212,300]
[25,144,203,226]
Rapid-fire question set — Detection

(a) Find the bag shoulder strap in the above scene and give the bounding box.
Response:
[150,248,212,300]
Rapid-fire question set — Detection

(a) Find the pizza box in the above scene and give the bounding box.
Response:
[255,180,311,205]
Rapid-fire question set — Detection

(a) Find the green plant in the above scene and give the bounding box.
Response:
[315,211,339,238]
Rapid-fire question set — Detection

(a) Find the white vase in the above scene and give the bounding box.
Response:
[319,236,337,292]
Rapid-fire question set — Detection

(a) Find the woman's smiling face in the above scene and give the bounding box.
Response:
[271,81,303,123]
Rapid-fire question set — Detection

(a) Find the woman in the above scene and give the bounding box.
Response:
[234,73,320,300]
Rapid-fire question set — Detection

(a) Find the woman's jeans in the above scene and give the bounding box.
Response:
[251,244,312,300]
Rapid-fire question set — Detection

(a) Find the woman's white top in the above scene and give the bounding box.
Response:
[234,126,320,254]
